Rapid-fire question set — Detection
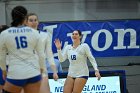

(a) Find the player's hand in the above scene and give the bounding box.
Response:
[2,70,7,80]
[54,39,61,50]
[95,70,101,80]
[53,73,59,81]
[40,68,44,74]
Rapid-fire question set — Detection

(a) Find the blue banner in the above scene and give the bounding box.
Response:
[38,20,140,57]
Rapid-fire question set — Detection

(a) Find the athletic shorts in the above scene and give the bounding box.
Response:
[0,66,9,85]
[6,74,42,87]
[71,76,89,80]
[0,68,5,85]
[80,76,89,79]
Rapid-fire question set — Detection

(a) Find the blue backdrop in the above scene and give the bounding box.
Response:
[39,20,140,57]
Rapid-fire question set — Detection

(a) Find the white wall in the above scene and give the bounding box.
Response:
[3,0,140,25]
[5,0,85,25]
[0,2,6,25]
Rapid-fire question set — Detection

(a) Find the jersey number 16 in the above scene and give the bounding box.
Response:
[15,36,28,49]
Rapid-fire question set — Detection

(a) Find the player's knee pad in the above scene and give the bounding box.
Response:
[2,89,11,93]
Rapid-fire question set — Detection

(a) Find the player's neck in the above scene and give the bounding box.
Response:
[17,24,25,27]
[73,41,81,48]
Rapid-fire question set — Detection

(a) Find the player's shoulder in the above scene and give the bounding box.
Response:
[81,43,89,47]
[39,31,49,37]
[25,27,40,35]
[26,27,38,33]
[39,31,47,34]
[0,27,13,36]
[66,44,72,48]
[63,44,72,51]
[80,43,90,49]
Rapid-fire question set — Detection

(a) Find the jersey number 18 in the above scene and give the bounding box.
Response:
[71,55,76,60]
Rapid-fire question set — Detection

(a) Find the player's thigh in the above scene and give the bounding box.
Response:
[23,80,41,93]
[40,77,50,93]
[20,89,24,93]
[0,85,3,89]
[63,76,75,93]
[0,85,3,93]
[73,78,87,93]
[3,81,22,93]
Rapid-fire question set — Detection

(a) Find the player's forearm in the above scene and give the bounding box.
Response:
[50,65,57,73]
[0,53,7,71]
[37,51,46,74]
[57,49,66,62]
[0,60,6,71]
[91,60,99,71]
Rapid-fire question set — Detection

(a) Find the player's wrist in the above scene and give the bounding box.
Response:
[57,48,61,50]
[95,70,99,72]
[53,71,57,74]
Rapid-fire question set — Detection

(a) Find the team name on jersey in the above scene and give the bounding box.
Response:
[8,28,32,33]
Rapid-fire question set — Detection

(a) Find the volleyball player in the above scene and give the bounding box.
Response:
[54,30,101,93]
[25,13,58,93]
[0,6,45,93]
[0,25,9,93]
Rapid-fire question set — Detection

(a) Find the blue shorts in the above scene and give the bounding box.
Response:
[6,74,42,87]
[72,76,89,80]
[0,66,9,85]
[80,76,89,79]
[0,68,5,85]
